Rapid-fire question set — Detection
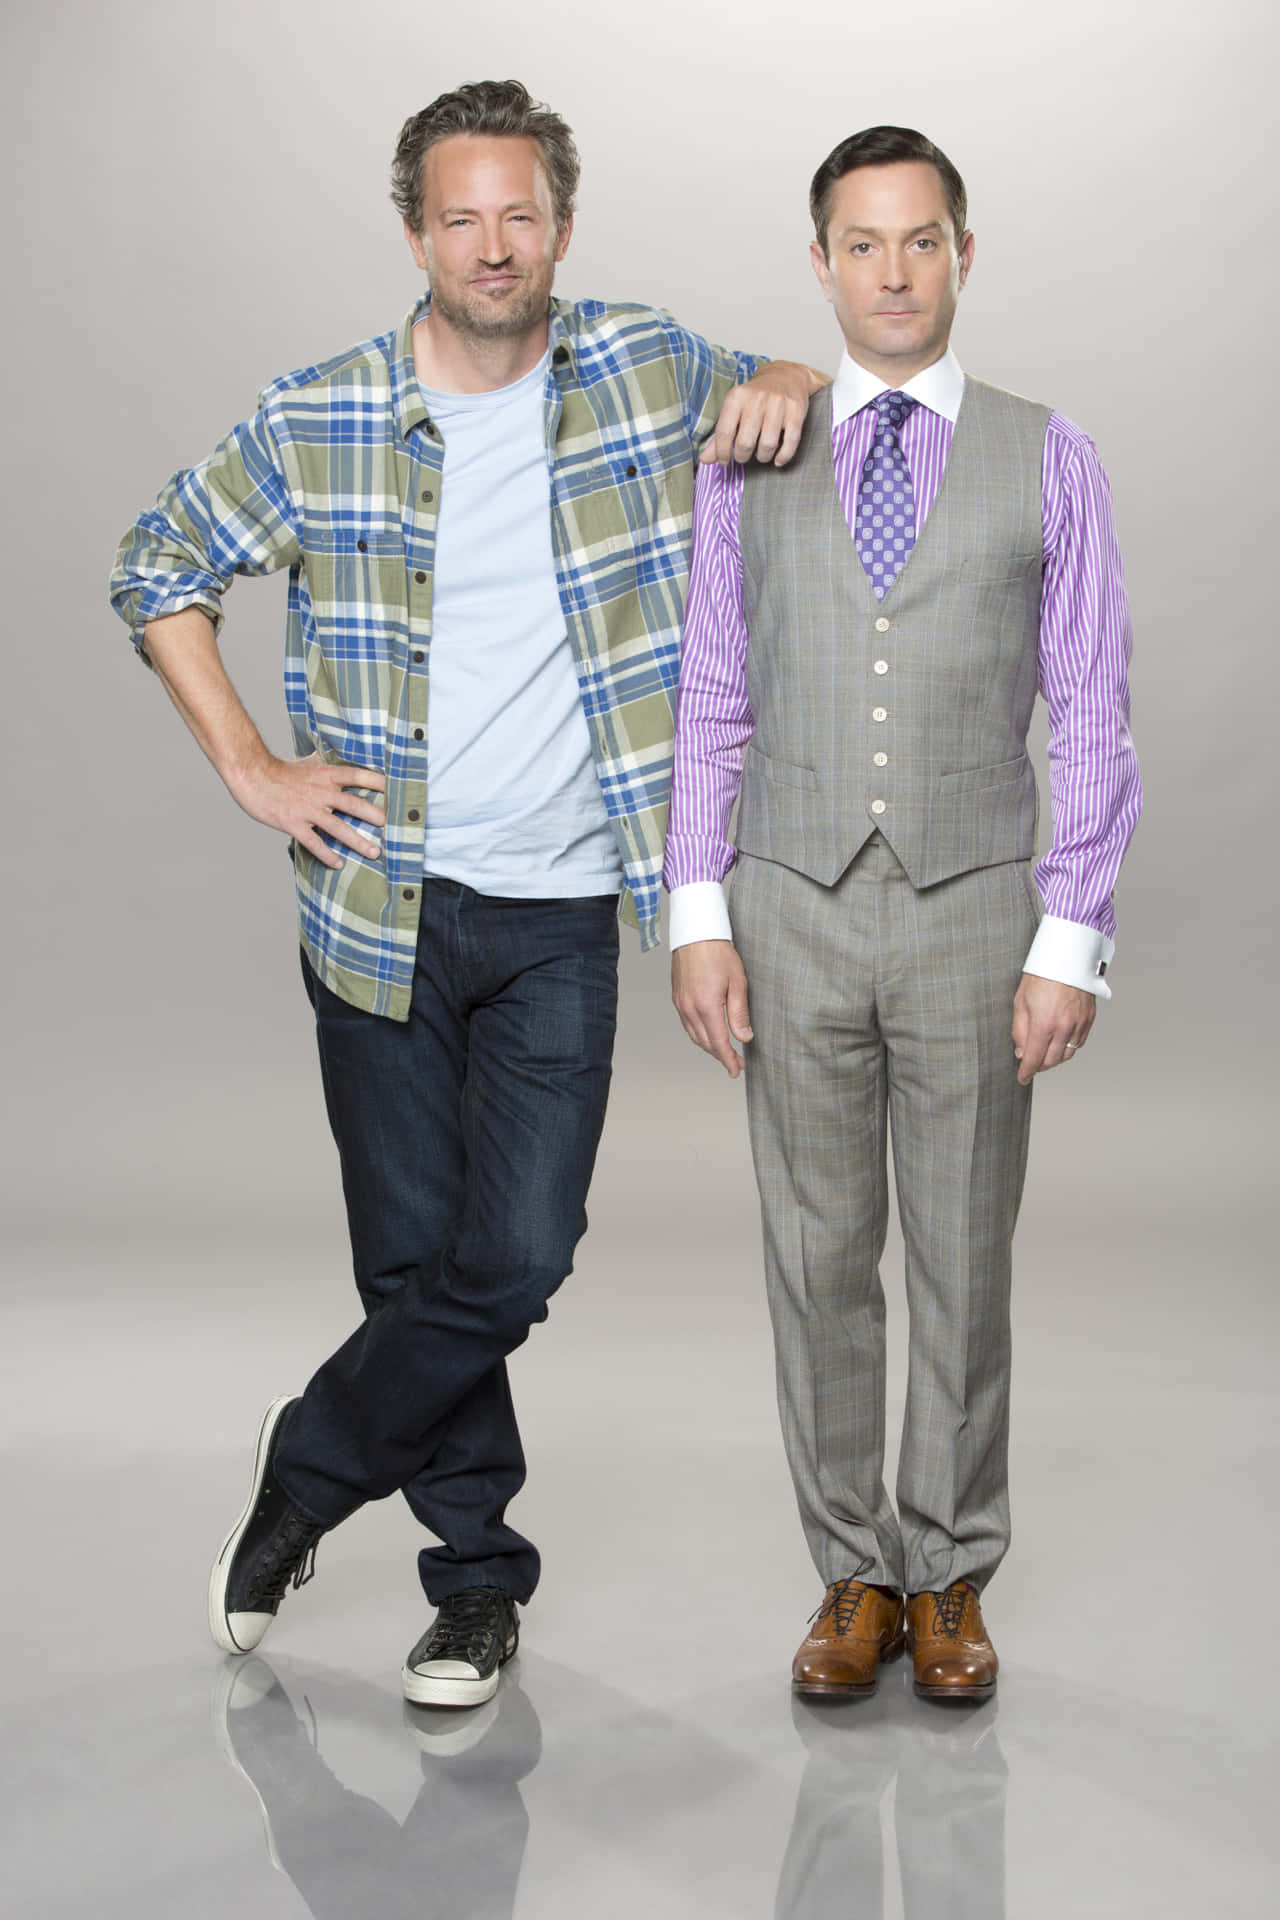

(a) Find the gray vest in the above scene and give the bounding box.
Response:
[735,378,1051,889]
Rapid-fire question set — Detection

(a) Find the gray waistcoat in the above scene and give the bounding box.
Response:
[735,378,1051,889]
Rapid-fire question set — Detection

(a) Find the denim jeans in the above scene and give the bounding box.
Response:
[273,879,619,1605]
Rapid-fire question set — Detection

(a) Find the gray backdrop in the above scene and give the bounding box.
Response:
[4,0,1275,1578]
[4,5,1278,1913]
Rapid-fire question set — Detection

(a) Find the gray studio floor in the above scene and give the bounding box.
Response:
[5,958,1277,1919]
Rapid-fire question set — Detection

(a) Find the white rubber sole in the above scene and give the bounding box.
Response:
[401,1661,503,1708]
[208,1396,295,1655]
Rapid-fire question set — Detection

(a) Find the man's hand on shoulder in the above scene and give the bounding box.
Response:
[702,363,829,469]
[1011,974,1097,1086]
[672,939,754,1078]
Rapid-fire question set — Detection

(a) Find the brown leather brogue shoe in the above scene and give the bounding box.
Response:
[905,1581,998,1703]
[792,1578,906,1698]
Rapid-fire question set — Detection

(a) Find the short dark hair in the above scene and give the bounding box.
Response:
[390,80,580,233]
[809,126,967,255]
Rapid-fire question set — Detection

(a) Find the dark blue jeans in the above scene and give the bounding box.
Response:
[273,880,619,1605]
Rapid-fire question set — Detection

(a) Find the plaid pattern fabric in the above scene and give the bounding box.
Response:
[110,294,756,1019]
[732,839,1036,1596]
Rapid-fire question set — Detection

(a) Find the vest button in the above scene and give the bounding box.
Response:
[872,707,887,723]
[873,659,889,674]
[874,616,890,632]
[874,752,888,767]
[871,799,887,815]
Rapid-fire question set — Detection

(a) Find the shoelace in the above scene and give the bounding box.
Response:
[931,1582,971,1638]
[245,1511,325,1611]
[423,1589,511,1662]
[808,1577,868,1638]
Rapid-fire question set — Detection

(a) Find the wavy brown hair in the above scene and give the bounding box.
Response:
[391,80,580,233]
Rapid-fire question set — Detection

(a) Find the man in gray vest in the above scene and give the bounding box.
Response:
[664,127,1140,1703]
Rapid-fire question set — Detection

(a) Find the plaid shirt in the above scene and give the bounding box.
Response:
[110,294,756,1019]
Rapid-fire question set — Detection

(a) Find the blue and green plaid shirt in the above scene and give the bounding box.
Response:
[110,293,756,1019]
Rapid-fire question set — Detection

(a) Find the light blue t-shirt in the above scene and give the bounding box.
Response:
[417,354,622,899]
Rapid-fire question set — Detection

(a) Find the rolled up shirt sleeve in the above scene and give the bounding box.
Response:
[110,401,302,662]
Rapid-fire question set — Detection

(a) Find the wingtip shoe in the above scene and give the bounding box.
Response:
[905,1581,998,1703]
[792,1577,906,1698]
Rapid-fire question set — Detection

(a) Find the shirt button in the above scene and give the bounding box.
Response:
[871,799,887,815]
[407,808,420,822]
[553,345,569,364]
[356,538,367,553]
[874,616,890,632]
[413,727,424,740]
[414,570,427,584]
[413,650,424,663]
[872,707,887,722]
[626,463,637,477]
[403,888,416,901]
[874,752,888,767]
[874,659,889,675]
[421,490,434,503]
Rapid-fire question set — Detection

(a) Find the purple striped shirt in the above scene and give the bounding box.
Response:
[665,371,1141,963]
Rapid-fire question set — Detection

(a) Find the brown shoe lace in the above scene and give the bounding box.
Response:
[931,1582,971,1638]
[809,1577,869,1637]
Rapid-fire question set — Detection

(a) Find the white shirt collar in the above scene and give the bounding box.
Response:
[830,346,966,427]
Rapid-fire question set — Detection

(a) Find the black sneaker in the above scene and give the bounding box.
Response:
[401,1588,520,1707]
[208,1396,326,1654]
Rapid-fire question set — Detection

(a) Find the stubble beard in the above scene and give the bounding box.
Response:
[430,270,552,343]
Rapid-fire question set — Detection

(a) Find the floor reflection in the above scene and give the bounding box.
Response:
[777,1667,1007,1919]
[211,1656,541,1919]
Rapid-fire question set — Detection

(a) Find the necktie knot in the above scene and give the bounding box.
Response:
[873,390,916,433]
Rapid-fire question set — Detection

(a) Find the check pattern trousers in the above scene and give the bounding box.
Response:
[731,834,1038,1595]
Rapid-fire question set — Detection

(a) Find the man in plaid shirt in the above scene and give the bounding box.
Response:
[111,79,821,1707]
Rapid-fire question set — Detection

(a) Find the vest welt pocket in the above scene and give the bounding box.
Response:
[937,753,1031,795]
[959,551,1042,586]
[743,743,820,791]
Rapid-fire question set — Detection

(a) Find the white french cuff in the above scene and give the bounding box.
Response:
[667,879,734,951]
[1022,914,1116,1001]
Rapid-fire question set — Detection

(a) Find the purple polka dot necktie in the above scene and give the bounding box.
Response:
[855,390,918,599]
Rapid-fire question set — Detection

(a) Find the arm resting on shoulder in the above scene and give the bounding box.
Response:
[702,360,829,467]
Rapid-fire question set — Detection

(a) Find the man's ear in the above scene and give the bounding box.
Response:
[957,228,975,290]
[810,239,833,304]
[404,217,429,275]
[555,215,574,264]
